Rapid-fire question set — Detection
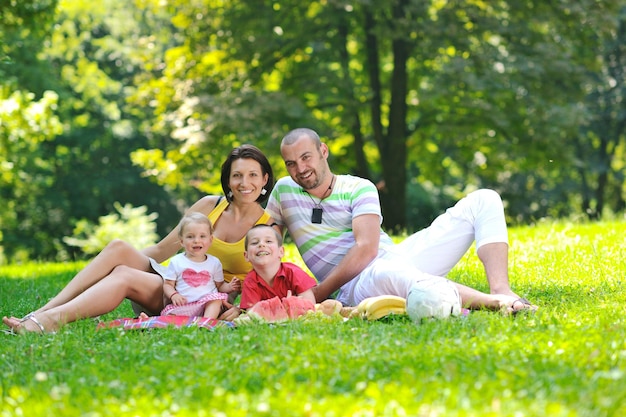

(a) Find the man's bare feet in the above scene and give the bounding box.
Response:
[496,296,538,315]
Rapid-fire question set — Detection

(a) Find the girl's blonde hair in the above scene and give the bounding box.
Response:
[178,212,213,237]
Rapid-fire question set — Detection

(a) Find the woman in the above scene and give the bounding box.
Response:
[3,144,275,333]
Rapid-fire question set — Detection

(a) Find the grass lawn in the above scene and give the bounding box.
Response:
[1,219,625,416]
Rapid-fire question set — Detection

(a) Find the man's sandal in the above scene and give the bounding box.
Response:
[511,298,538,316]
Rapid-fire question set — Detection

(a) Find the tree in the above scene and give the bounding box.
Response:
[0,0,58,86]
[4,0,624,262]
[575,6,626,218]
[1,0,184,261]
[146,0,622,229]
[1,0,62,261]
[0,89,63,262]
[127,0,315,198]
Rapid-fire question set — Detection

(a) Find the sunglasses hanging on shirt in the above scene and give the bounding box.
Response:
[311,207,323,224]
[304,174,336,224]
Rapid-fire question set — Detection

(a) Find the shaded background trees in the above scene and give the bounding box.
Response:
[1,0,625,262]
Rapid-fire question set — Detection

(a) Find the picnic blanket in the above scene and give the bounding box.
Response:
[96,315,235,331]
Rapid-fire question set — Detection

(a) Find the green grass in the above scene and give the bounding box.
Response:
[1,220,626,416]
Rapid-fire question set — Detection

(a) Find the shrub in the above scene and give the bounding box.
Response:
[63,202,159,256]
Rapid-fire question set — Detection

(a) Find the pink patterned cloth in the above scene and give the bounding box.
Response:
[160,292,228,316]
[96,315,235,331]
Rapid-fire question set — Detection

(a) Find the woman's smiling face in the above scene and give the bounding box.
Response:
[229,158,269,203]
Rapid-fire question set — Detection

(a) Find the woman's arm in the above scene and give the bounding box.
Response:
[142,195,220,262]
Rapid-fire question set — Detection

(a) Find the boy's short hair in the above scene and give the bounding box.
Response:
[245,224,283,248]
[178,212,213,237]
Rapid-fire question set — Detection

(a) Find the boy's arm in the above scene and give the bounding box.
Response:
[239,277,261,310]
[297,288,316,305]
[287,263,318,305]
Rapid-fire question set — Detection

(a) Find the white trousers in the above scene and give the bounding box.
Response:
[338,189,509,306]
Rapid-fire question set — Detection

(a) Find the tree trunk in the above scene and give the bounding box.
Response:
[379,1,410,231]
[336,10,370,179]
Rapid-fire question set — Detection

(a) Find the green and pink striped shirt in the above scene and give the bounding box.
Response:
[266,174,393,283]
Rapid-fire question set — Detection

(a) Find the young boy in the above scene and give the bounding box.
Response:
[160,212,228,318]
[240,224,317,309]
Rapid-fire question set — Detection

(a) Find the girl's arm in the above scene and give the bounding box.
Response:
[164,280,185,305]
[142,195,221,262]
[217,279,243,321]
[219,277,241,294]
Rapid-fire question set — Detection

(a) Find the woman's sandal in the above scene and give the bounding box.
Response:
[21,315,46,333]
[20,312,35,321]
[2,313,50,334]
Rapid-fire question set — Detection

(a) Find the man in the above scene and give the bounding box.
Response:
[266,127,536,315]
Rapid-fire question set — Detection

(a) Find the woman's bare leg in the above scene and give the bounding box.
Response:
[3,265,164,333]
[35,240,152,314]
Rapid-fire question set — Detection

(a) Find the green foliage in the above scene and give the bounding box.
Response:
[62,203,159,257]
[131,0,626,228]
[1,0,182,262]
[0,0,58,87]
[1,220,625,416]
[2,0,626,263]
[0,89,63,177]
[127,0,312,196]
[0,88,64,263]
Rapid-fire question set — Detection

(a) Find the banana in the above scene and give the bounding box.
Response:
[356,297,374,315]
[367,305,406,320]
[356,295,407,320]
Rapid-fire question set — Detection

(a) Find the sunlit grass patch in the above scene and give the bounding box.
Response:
[1,220,626,416]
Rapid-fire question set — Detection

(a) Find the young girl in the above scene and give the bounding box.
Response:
[3,144,275,333]
[158,212,227,318]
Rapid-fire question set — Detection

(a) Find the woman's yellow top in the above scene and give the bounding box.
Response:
[206,198,271,283]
